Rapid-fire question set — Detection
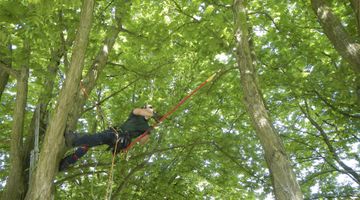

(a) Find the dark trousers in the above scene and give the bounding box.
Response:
[73,129,116,147]
[59,128,128,171]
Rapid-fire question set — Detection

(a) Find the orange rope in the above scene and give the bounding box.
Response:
[123,70,219,152]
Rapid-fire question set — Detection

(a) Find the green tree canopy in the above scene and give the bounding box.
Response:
[0,0,358,199]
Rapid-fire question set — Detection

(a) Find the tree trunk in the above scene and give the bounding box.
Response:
[233,1,303,199]
[311,0,360,73]
[311,0,360,104]
[2,17,75,199]
[24,0,94,199]
[23,30,73,166]
[0,42,12,101]
[1,42,30,200]
[20,34,73,197]
[67,9,123,130]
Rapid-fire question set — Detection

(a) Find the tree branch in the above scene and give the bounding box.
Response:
[82,79,138,114]
[313,90,360,118]
[300,169,337,185]
[170,0,201,22]
[350,0,360,37]
[111,160,147,199]
[0,62,19,78]
[300,100,360,184]
[211,142,258,179]
[55,170,108,185]
[249,11,281,32]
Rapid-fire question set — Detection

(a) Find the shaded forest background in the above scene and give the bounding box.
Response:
[0,0,359,199]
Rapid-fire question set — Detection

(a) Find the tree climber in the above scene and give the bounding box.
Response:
[59,104,161,171]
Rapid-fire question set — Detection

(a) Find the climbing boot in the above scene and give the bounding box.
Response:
[59,159,70,172]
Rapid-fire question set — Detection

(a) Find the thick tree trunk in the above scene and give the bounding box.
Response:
[1,43,29,200]
[311,0,360,104]
[24,0,94,199]
[233,1,303,199]
[2,17,75,199]
[23,32,73,166]
[311,0,360,73]
[20,36,72,197]
[67,9,123,130]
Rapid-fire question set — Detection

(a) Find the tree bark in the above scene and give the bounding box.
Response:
[311,0,360,73]
[24,0,94,199]
[1,41,30,200]
[233,1,303,199]
[23,28,74,164]
[66,7,124,130]
[350,0,360,37]
[0,42,12,101]
[2,13,75,199]
[0,63,10,100]
[21,33,74,198]
[311,0,360,107]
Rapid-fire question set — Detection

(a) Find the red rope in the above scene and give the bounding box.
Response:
[123,71,218,152]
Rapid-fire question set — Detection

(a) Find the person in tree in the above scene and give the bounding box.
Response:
[59,104,160,171]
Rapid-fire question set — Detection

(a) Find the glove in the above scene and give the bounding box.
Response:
[152,112,163,123]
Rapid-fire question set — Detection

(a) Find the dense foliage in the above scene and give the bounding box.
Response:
[0,0,358,199]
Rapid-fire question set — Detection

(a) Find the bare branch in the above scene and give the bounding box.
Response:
[313,90,360,118]
[82,79,138,113]
[111,160,147,199]
[300,101,360,184]
[169,0,201,22]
